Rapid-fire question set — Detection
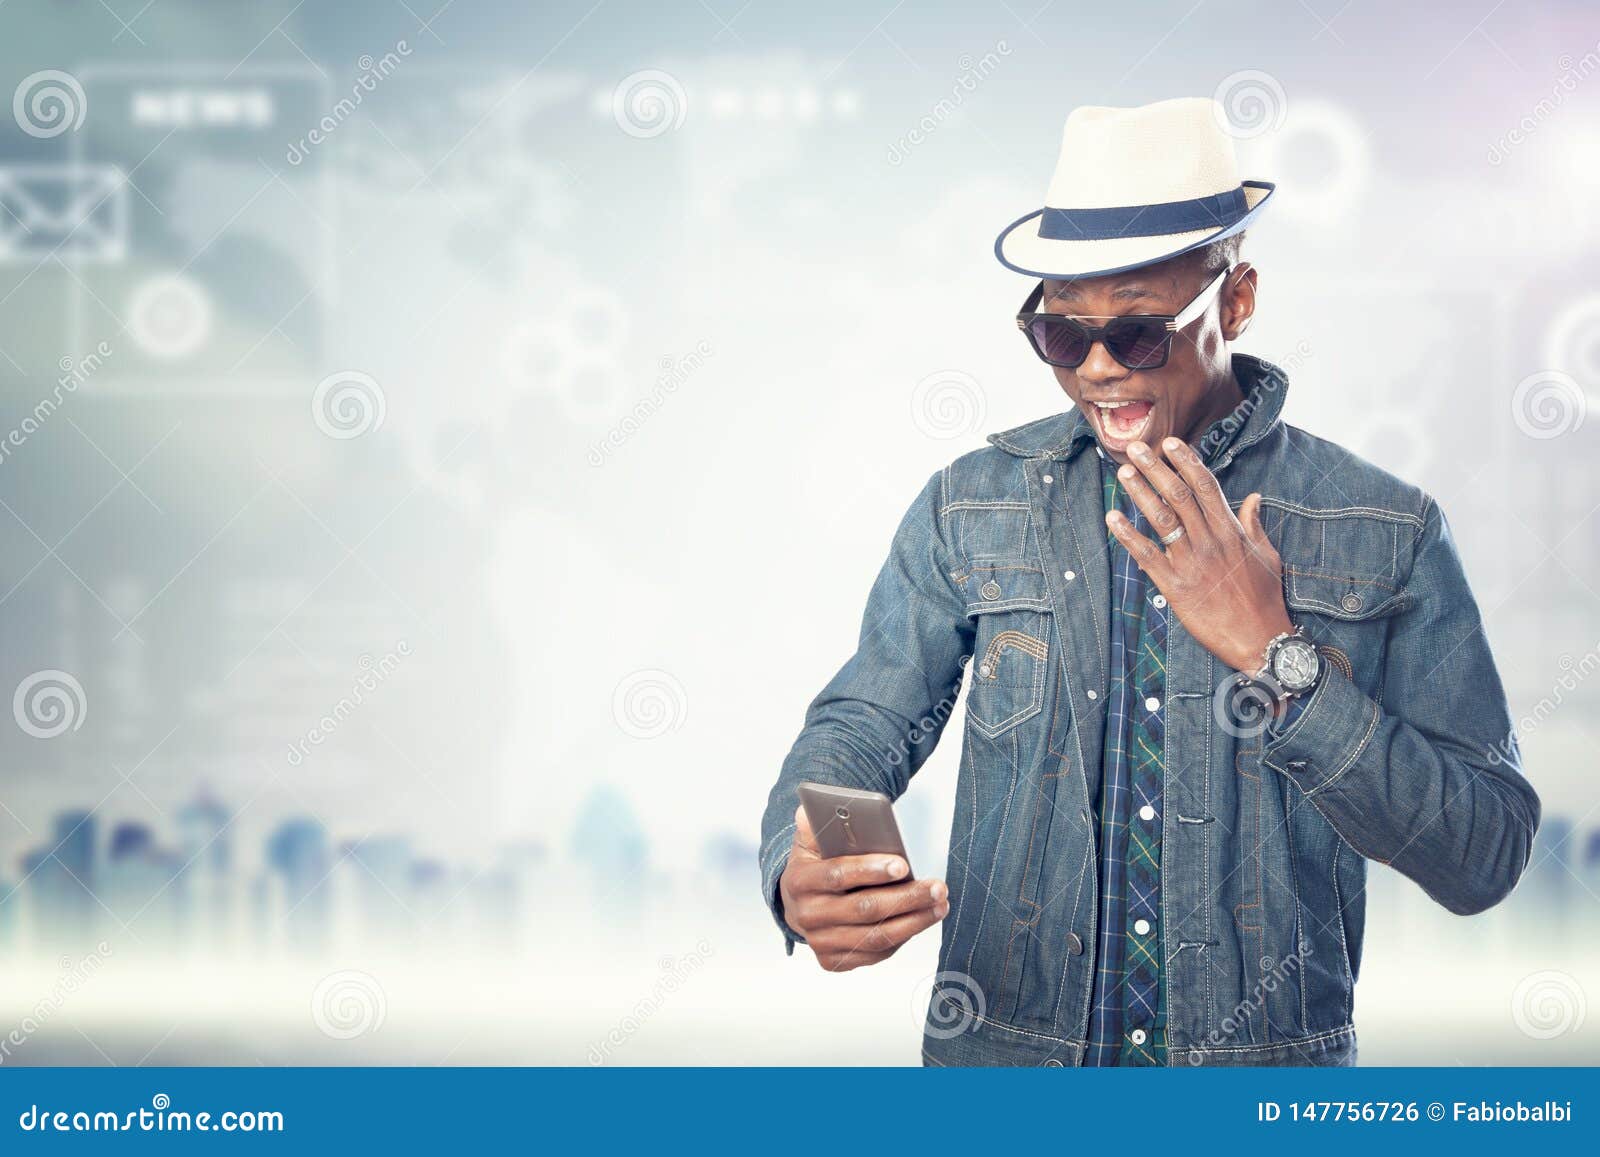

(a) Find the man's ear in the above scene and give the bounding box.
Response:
[1220,262,1258,340]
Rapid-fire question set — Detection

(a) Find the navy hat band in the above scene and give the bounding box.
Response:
[1037,186,1249,241]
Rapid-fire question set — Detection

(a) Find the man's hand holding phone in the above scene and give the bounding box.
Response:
[778,801,949,973]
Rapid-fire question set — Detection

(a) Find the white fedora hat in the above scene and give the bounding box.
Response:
[995,96,1273,280]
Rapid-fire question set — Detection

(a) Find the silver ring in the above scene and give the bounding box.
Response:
[1160,527,1186,546]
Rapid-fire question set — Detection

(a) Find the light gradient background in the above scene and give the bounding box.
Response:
[0,0,1596,1065]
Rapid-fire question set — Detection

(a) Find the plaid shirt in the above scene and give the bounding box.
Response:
[1084,455,1171,1065]
[1081,413,1307,1065]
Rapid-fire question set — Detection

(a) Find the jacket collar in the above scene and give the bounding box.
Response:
[986,352,1291,471]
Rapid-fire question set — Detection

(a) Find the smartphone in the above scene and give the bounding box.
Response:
[797,781,911,870]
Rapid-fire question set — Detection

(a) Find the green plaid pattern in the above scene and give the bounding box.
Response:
[1085,461,1169,1065]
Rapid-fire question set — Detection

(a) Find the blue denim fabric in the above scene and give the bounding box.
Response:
[760,354,1540,1067]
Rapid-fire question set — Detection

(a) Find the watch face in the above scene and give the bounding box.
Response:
[1272,638,1320,692]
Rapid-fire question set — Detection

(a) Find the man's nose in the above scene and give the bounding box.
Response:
[1074,338,1130,388]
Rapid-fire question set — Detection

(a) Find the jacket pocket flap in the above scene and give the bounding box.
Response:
[953,562,1053,616]
[1285,565,1412,620]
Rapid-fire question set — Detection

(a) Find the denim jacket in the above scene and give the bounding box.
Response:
[760,354,1540,1067]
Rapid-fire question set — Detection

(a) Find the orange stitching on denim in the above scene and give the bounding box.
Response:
[1283,566,1400,593]
[1317,645,1353,681]
[981,630,1049,674]
[1000,766,1066,1004]
[1232,739,1265,1008]
[950,563,1043,583]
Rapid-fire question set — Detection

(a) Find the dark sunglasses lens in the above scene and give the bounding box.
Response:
[1104,319,1171,369]
[1028,318,1090,367]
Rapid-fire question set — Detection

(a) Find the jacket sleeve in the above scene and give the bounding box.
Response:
[1262,495,1540,915]
[758,471,974,951]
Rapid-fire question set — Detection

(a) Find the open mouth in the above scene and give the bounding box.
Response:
[1089,399,1156,447]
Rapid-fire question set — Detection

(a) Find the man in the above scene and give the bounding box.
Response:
[758,97,1539,1067]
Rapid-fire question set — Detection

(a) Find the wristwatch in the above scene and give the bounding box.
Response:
[1253,627,1321,700]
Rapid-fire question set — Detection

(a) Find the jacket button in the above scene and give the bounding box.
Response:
[1043,1058,1064,1067]
[980,580,1002,600]
[1340,592,1363,612]
[1066,932,1084,955]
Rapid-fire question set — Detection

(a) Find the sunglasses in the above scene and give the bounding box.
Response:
[1015,265,1234,371]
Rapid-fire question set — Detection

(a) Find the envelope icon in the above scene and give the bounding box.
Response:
[0,164,128,264]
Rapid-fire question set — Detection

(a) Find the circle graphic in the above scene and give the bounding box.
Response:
[126,275,213,360]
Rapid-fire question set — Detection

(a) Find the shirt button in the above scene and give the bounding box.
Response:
[1138,804,1156,822]
[1066,932,1084,956]
[1130,1029,1148,1046]
[1151,594,1167,609]
[1085,689,1098,700]
[1063,570,1076,581]
[1133,918,1151,935]
[1144,696,1160,712]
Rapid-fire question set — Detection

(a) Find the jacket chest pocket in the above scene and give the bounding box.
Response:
[958,562,1054,739]
[1274,509,1419,693]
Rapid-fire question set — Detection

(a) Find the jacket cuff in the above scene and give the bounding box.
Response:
[1261,666,1381,795]
[760,840,805,954]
